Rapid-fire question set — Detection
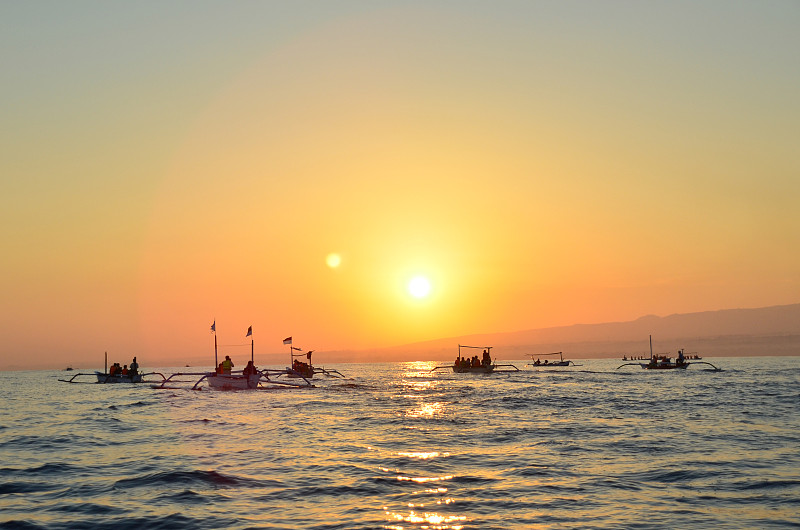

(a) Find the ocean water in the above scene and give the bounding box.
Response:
[1,357,799,529]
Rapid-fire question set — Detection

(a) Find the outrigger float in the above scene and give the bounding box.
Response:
[526,351,581,367]
[617,336,720,371]
[430,345,520,374]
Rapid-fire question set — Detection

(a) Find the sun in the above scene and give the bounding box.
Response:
[407,276,432,298]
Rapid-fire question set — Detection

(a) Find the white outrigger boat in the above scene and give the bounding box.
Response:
[526,351,581,367]
[152,368,313,391]
[617,336,720,371]
[430,345,520,374]
[151,326,315,391]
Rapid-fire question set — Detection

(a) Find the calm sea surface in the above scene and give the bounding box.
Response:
[1,357,799,529]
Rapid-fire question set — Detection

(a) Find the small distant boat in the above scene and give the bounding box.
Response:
[617,336,720,371]
[430,345,520,374]
[526,352,581,367]
[64,366,74,371]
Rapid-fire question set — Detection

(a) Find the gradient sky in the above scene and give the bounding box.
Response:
[2,1,798,369]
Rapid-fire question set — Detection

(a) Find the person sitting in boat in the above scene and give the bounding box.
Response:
[482,349,491,366]
[221,355,234,375]
[129,357,139,377]
[292,359,310,372]
[122,365,129,375]
[243,360,257,376]
[109,363,116,376]
[677,350,685,365]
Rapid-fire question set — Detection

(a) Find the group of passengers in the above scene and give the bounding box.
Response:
[454,349,492,369]
[108,357,139,377]
[647,352,687,366]
[531,358,551,365]
[292,359,312,374]
[215,356,259,376]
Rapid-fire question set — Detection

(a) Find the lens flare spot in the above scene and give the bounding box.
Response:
[326,253,341,268]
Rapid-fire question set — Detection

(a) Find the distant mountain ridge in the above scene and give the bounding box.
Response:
[341,303,800,361]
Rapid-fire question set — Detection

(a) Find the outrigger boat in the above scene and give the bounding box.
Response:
[152,325,315,391]
[60,371,151,384]
[59,352,162,384]
[152,368,313,391]
[526,351,581,367]
[617,336,720,371]
[284,337,344,379]
[430,345,520,374]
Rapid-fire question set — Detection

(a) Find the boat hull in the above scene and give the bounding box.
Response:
[287,365,314,379]
[453,365,494,373]
[530,361,570,367]
[644,363,688,370]
[206,373,261,390]
[95,372,143,383]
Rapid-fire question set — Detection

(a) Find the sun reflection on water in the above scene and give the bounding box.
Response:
[396,474,454,483]
[384,508,468,529]
[406,402,445,418]
[397,451,449,460]
[401,361,438,376]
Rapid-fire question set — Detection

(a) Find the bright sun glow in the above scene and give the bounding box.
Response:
[408,276,431,298]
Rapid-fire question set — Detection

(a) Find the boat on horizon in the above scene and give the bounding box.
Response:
[617,336,720,371]
[526,351,581,368]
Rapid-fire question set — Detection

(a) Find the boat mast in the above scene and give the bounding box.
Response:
[649,335,653,360]
[104,351,107,375]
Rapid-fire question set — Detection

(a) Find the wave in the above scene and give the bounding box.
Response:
[113,469,283,490]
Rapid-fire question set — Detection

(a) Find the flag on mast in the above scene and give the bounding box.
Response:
[246,326,252,337]
[210,321,216,333]
[283,337,292,345]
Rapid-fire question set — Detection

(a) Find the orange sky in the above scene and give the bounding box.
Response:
[1,3,798,370]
